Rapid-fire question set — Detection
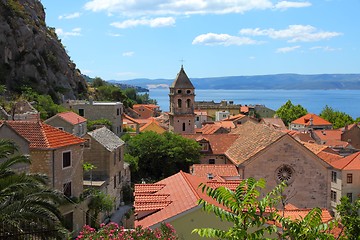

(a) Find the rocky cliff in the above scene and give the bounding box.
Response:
[0,0,87,103]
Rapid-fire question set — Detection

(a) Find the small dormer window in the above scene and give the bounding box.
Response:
[207,173,213,179]
[200,142,209,151]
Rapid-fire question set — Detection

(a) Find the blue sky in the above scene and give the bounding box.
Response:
[41,0,360,80]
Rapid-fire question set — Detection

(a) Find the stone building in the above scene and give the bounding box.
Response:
[0,120,86,235]
[83,127,127,215]
[184,121,333,209]
[64,99,123,136]
[45,111,87,137]
[169,66,195,134]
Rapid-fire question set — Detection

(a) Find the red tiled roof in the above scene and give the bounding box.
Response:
[226,121,285,165]
[57,111,87,125]
[134,184,166,194]
[133,104,159,110]
[0,120,85,149]
[134,171,333,229]
[261,118,287,130]
[330,152,360,170]
[223,114,246,121]
[313,130,342,141]
[323,139,351,148]
[135,194,170,202]
[184,134,239,155]
[198,124,224,134]
[190,164,239,179]
[301,141,329,155]
[240,106,249,113]
[317,151,343,164]
[135,201,172,212]
[215,121,236,129]
[291,113,332,126]
[123,114,140,124]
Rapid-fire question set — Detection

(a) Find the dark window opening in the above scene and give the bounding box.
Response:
[63,152,71,168]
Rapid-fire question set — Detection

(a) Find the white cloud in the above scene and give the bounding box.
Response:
[111,17,175,28]
[310,46,341,51]
[192,33,260,46]
[84,0,307,16]
[276,45,301,53]
[108,32,122,37]
[55,28,82,37]
[58,12,81,20]
[122,51,135,57]
[274,1,311,10]
[240,25,342,42]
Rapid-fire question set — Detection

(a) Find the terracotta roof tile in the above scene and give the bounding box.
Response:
[0,120,85,149]
[261,118,287,130]
[313,130,342,141]
[56,111,87,125]
[301,141,329,155]
[134,184,166,194]
[291,113,332,126]
[223,114,246,121]
[134,201,172,212]
[190,164,239,179]
[330,152,360,170]
[135,194,170,202]
[240,106,249,113]
[317,151,343,164]
[134,171,333,229]
[226,121,285,165]
[183,134,239,155]
[123,114,140,124]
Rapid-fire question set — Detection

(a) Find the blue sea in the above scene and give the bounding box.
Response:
[148,89,360,119]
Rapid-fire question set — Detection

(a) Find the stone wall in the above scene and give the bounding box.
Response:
[243,136,331,209]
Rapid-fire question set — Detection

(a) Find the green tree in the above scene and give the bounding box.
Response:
[320,105,354,129]
[91,77,105,88]
[193,178,337,240]
[125,131,200,182]
[193,178,284,239]
[88,190,114,227]
[336,196,360,239]
[0,139,67,238]
[276,100,308,126]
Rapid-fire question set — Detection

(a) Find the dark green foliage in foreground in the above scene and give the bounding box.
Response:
[0,139,67,238]
[193,178,337,240]
[124,131,201,183]
[336,196,360,240]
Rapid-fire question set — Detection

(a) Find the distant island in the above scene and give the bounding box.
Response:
[111,73,360,90]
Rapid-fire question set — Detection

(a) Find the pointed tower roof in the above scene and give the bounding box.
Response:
[170,65,194,89]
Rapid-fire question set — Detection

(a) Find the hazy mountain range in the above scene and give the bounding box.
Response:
[110,74,360,90]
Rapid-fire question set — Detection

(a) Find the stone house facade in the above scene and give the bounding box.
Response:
[341,123,360,150]
[83,127,126,214]
[132,104,161,119]
[65,100,123,136]
[0,120,86,235]
[45,111,87,137]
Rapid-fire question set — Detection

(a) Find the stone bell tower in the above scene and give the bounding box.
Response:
[169,65,195,134]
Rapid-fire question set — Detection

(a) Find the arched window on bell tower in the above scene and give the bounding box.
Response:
[177,99,182,108]
[182,122,186,131]
[186,99,191,108]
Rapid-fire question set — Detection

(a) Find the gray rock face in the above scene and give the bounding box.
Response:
[0,0,87,103]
